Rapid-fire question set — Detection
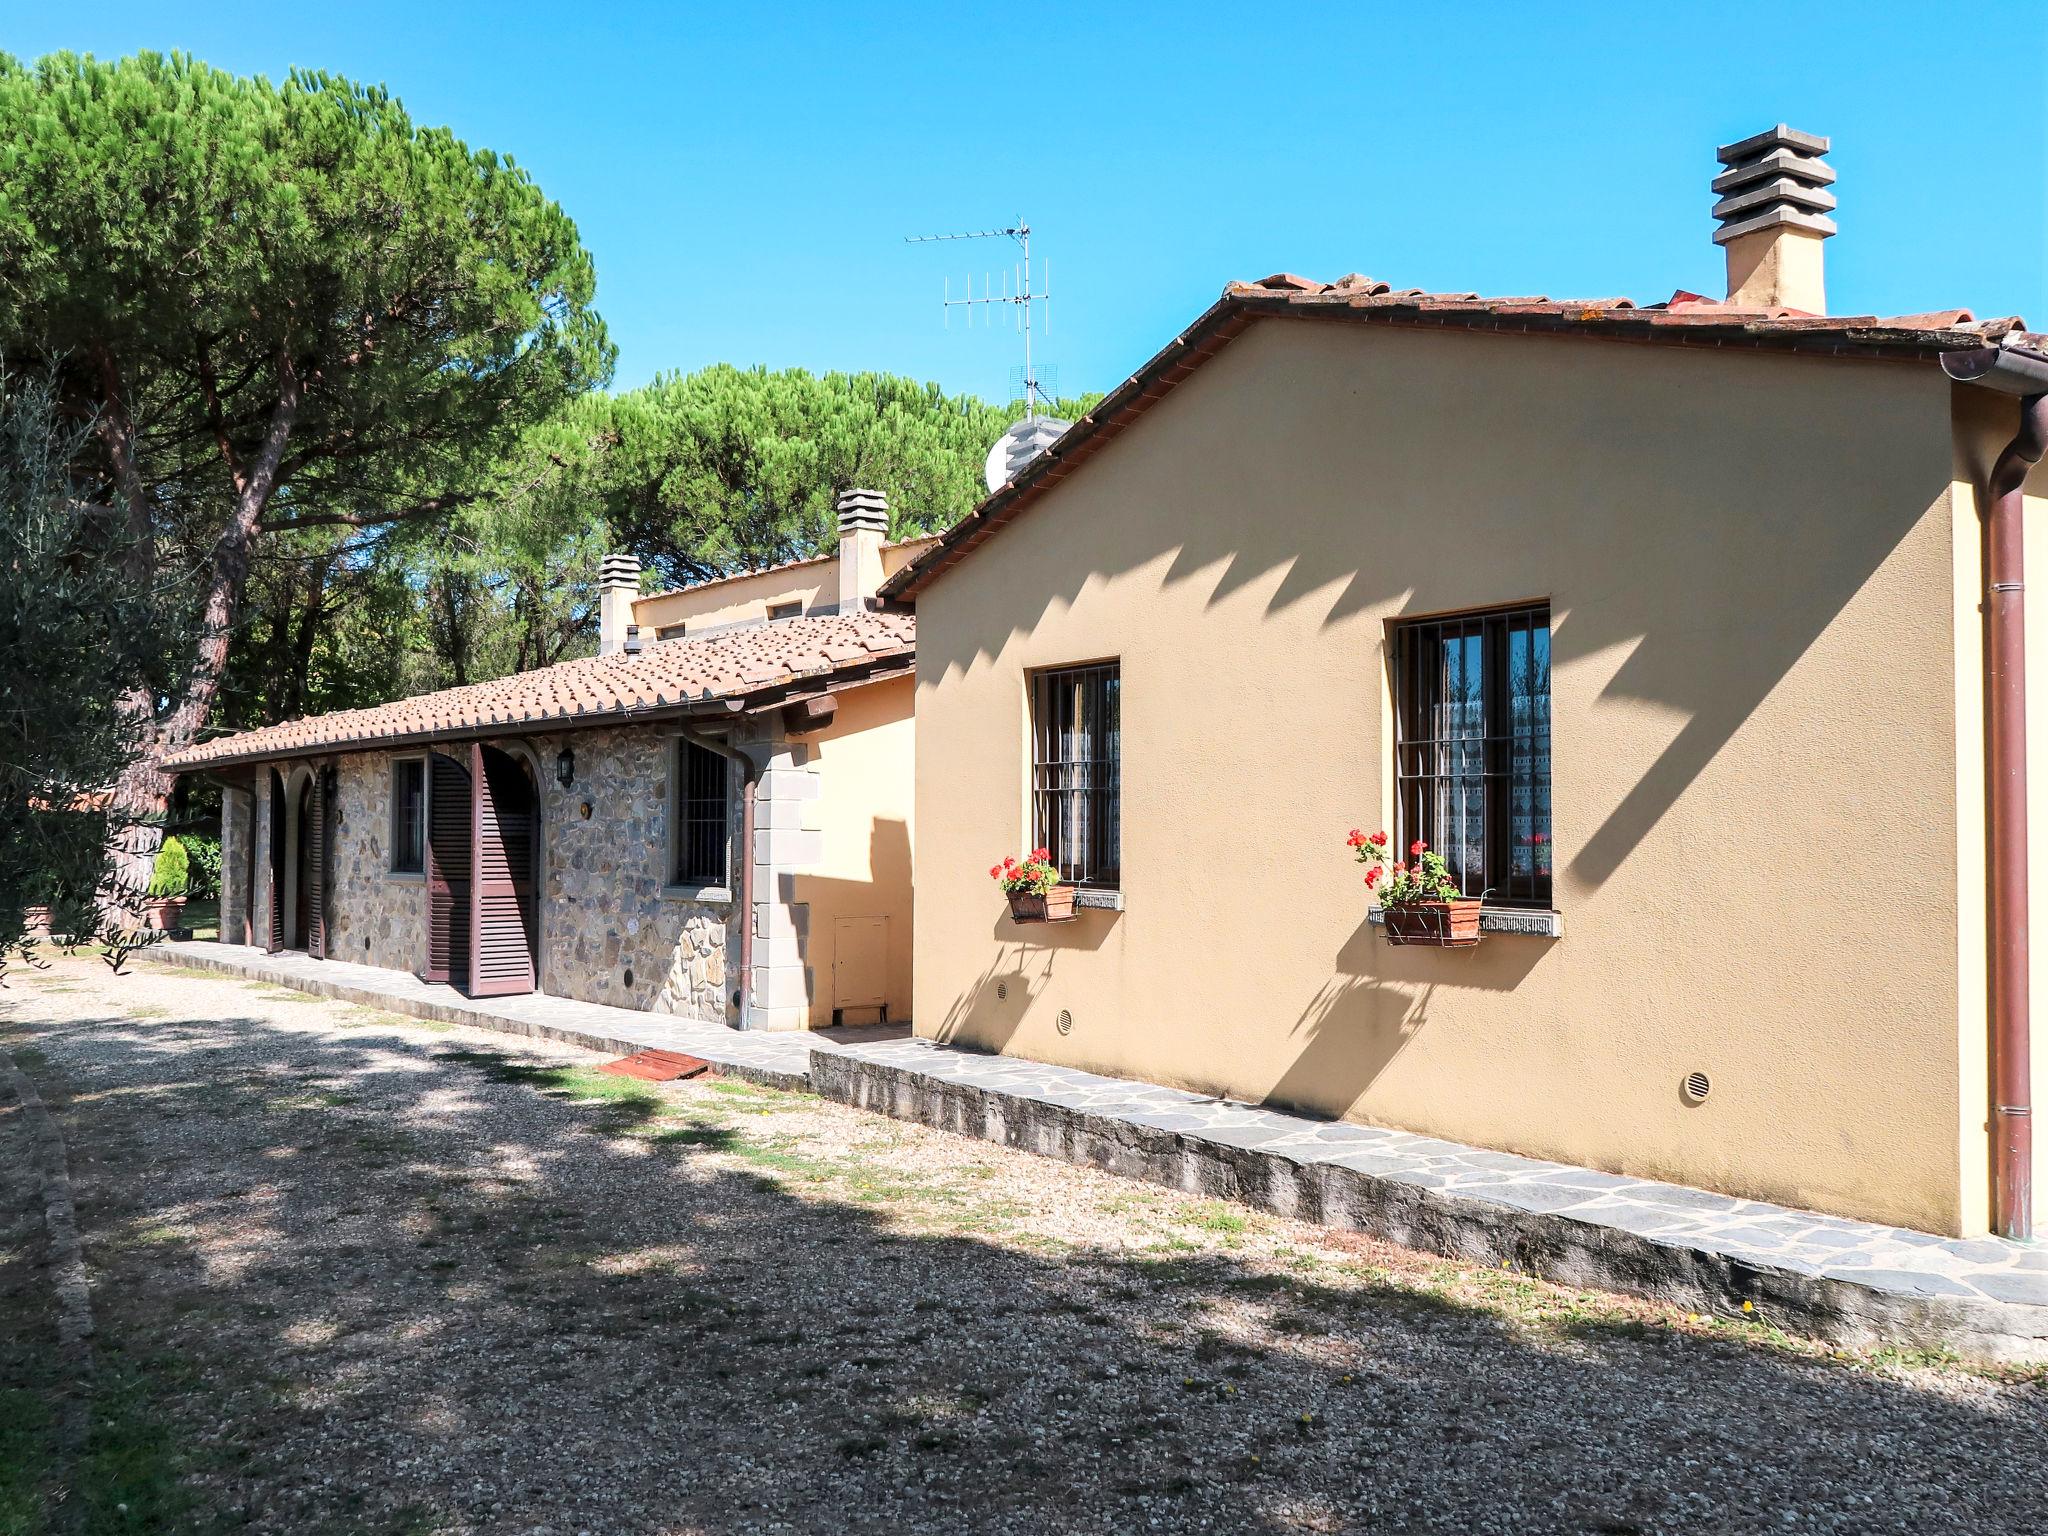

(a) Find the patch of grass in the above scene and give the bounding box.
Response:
[1185,1202,1251,1237]
[0,1376,56,1534]
[646,1124,736,1151]
[730,1143,826,1179]
[48,1352,201,1536]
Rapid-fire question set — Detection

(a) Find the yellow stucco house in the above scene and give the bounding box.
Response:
[886,127,2048,1241]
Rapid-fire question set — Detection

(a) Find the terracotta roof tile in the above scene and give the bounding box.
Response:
[165,610,915,771]
[881,274,2034,603]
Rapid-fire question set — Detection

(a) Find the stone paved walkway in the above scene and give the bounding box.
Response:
[155,940,2048,1360]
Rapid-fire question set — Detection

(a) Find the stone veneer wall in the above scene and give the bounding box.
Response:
[250,769,276,949]
[325,753,428,972]
[220,786,253,945]
[233,724,749,1025]
[531,725,741,1020]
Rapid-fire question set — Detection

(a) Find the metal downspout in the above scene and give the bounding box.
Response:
[678,724,761,1033]
[1983,394,2048,1238]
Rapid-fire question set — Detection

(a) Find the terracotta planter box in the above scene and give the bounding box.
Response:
[138,896,187,933]
[1381,898,1483,948]
[1007,885,1077,924]
[21,905,51,937]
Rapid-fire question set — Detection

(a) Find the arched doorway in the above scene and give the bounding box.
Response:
[272,763,331,958]
[264,769,286,953]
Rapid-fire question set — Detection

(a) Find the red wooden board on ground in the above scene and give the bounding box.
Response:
[599,1049,715,1083]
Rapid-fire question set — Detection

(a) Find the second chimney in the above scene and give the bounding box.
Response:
[598,552,640,655]
[1712,124,1835,313]
[835,489,888,613]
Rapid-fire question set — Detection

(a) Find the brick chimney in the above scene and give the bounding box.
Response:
[598,552,640,655]
[835,489,888,612]
[1713,125,1835,313]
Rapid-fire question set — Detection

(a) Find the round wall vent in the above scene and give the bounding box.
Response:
[1682,1071,1712,1105]
[1056,1008,1074,1036]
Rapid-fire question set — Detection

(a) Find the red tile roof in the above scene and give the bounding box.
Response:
[881,275,2040,601]
[164,610,915,771]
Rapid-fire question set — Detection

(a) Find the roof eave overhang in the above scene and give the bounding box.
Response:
[881,291,2002,603]
[162,653,916,773]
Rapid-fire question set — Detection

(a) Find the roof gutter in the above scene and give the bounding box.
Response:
[1943,340,2048,1240]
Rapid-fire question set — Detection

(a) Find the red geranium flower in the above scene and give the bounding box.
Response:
[1410,840,1427,857]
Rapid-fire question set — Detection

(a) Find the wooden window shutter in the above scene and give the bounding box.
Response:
[265,772,286,954]
[305,770,329,960]
[466,744,537,998]
[420,751,472,988]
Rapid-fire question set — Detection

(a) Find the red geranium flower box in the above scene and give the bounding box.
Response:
[991,848,1077,924]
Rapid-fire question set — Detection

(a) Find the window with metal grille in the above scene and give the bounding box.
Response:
[672,740,730,887]
[390,758,425,874]
[1392,605,1552,907]
[1031,662,1120,889]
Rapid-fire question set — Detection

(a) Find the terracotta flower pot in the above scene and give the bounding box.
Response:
[1007,885,1077,923]
[1381,898,1483,947]
[139,895,187,933]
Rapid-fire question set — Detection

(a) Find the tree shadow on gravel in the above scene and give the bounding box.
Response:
[11,995,2048,1536]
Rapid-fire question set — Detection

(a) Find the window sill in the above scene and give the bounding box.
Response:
[663,883,733,905]
[1367,906,1562,938]
[1074,888,1124,912]
[387,870,425,884]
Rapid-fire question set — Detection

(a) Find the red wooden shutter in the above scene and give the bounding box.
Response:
[420,751,472,987]
[265,772,286,953]
[305,770,328,960]
[467,744,537,997]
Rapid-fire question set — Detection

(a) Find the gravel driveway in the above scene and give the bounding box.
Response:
[3,956,2045,1535]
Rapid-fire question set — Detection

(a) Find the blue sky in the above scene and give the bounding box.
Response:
[8,2,2045,401]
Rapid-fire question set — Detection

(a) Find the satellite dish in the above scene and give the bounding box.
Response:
[984,416,1073,493]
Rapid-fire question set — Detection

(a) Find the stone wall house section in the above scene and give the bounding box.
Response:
[250,769,275,951]
[219,785,253,946]
[538,725,741,1023]
[324,753,427,972]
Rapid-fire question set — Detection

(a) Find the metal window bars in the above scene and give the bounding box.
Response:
[675,740,729,886]
[1392,605,1552,908]
[1031,663,1121,889]
[393,759,426,874]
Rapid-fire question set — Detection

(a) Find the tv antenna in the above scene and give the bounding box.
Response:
[905,221,1054,418]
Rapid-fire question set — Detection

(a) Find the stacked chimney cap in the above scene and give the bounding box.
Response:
[600,552,641,590]
[836,487,889,534]
[1712,124,1836,247]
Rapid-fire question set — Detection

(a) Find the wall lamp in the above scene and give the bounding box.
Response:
[555,746,575,790]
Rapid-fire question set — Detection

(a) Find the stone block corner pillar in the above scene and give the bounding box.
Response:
[743,734,823,1029]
